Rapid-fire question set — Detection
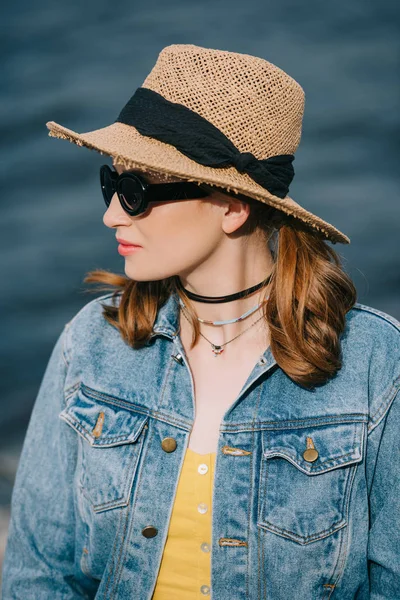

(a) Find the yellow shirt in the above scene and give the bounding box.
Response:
[152,447,217,599]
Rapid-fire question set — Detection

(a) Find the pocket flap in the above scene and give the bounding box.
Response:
[60,383,149,447]
[262,419,365,475]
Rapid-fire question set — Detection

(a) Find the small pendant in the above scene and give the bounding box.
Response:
[211,344,224,356]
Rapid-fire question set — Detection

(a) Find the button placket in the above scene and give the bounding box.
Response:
[194,451,214,597]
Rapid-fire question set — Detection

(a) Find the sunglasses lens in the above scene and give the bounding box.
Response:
[100,166,115,207]
[117,175,145,214]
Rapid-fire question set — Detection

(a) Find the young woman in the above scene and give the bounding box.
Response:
[2,44,399,599]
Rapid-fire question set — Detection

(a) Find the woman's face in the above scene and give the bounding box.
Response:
[103,163,251,282]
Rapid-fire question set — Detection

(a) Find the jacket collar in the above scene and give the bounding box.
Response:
[150,290,181,338]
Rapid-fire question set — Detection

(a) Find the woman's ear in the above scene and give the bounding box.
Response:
[220,197,251,235]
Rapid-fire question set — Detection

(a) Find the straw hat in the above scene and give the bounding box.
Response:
[46,43,350,245]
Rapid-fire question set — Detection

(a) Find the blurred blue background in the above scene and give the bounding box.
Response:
[1,0,399,571]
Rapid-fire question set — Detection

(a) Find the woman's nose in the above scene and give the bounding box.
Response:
[103,193,132,229]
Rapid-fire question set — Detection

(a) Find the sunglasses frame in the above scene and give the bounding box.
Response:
[100,164,212,216]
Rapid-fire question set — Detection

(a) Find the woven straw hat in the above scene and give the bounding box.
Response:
[46,43,350,245]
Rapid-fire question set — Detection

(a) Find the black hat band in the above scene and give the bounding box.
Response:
[115,87,295,199]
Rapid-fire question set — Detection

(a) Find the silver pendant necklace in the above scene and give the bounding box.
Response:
[180,302,267,356]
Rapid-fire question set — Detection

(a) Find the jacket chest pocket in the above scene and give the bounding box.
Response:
[59,383,149,513]
[257,419,366,545]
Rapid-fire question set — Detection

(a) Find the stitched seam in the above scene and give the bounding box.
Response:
[62,321,72,367]
[327,585,336,599]
[256,415,266,600]
[260,430,269,531]
[108,420,152,597]
[257,523,261,600]
[155,354,175,412]
[368,380,400,433]
[88,494,128,512]
[80,383,192,430]
[80,384,150,415]
[64,381,80,401]
[103,490,129,599]
[260,518,347,544]
[329,462,359,594]
[246,381,262,599]
[155,355,178,414]
[263,450,361,473]
[321,462,357,593]
[367,391,398,503]
[60,413,148,446]
[262,527,266,600]
[90,435,145,512]
[322,583,335,600]
[150,410,192,430]
[351,303,400,332]
[321,458,362,597]
[221,413,368,431]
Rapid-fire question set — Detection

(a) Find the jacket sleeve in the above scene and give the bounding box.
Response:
[367,386,400,598]
[1,323,90,599]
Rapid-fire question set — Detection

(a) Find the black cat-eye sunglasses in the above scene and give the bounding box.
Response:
[100,164,211,216]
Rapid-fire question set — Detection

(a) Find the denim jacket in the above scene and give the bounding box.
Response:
[2,290,400,599]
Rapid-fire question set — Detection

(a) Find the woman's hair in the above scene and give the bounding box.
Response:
[84,191,356,390]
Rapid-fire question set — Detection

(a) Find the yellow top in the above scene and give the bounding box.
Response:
[152,447,217,599]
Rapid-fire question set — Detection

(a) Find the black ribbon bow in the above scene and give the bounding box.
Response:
[115,87,295,199]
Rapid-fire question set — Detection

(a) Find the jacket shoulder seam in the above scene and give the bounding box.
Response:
[368,378,400,434]
[352,302,400,334]
[62,292,119,363]
[61,325,71,368]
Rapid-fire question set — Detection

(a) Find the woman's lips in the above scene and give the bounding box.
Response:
[117,243,142,256]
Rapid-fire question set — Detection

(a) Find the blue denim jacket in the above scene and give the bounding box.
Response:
[2,290,400,599]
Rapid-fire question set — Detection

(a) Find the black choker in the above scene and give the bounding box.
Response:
[175,274,272,303]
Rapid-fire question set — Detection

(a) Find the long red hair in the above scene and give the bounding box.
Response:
[84,199,356,389]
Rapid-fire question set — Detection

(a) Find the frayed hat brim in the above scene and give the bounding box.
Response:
[46,119,350,245]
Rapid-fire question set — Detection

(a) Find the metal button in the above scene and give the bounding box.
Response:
[198,463,208,475]
[161,437,177,453]
[142,526,158,538]
[200,542,210,553]
[303,436,319,462]
[197,502,208,514]
[200,584,211,595]
[303,448,319,462]
[172,353,184,364]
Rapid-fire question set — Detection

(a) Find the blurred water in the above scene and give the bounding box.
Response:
[1,0,399,572]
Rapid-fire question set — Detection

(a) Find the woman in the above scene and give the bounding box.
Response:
[2,44,400,599]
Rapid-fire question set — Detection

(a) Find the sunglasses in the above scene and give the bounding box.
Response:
[100,164,211,216]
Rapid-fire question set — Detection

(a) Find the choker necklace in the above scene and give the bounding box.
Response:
[175,273,272,304]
